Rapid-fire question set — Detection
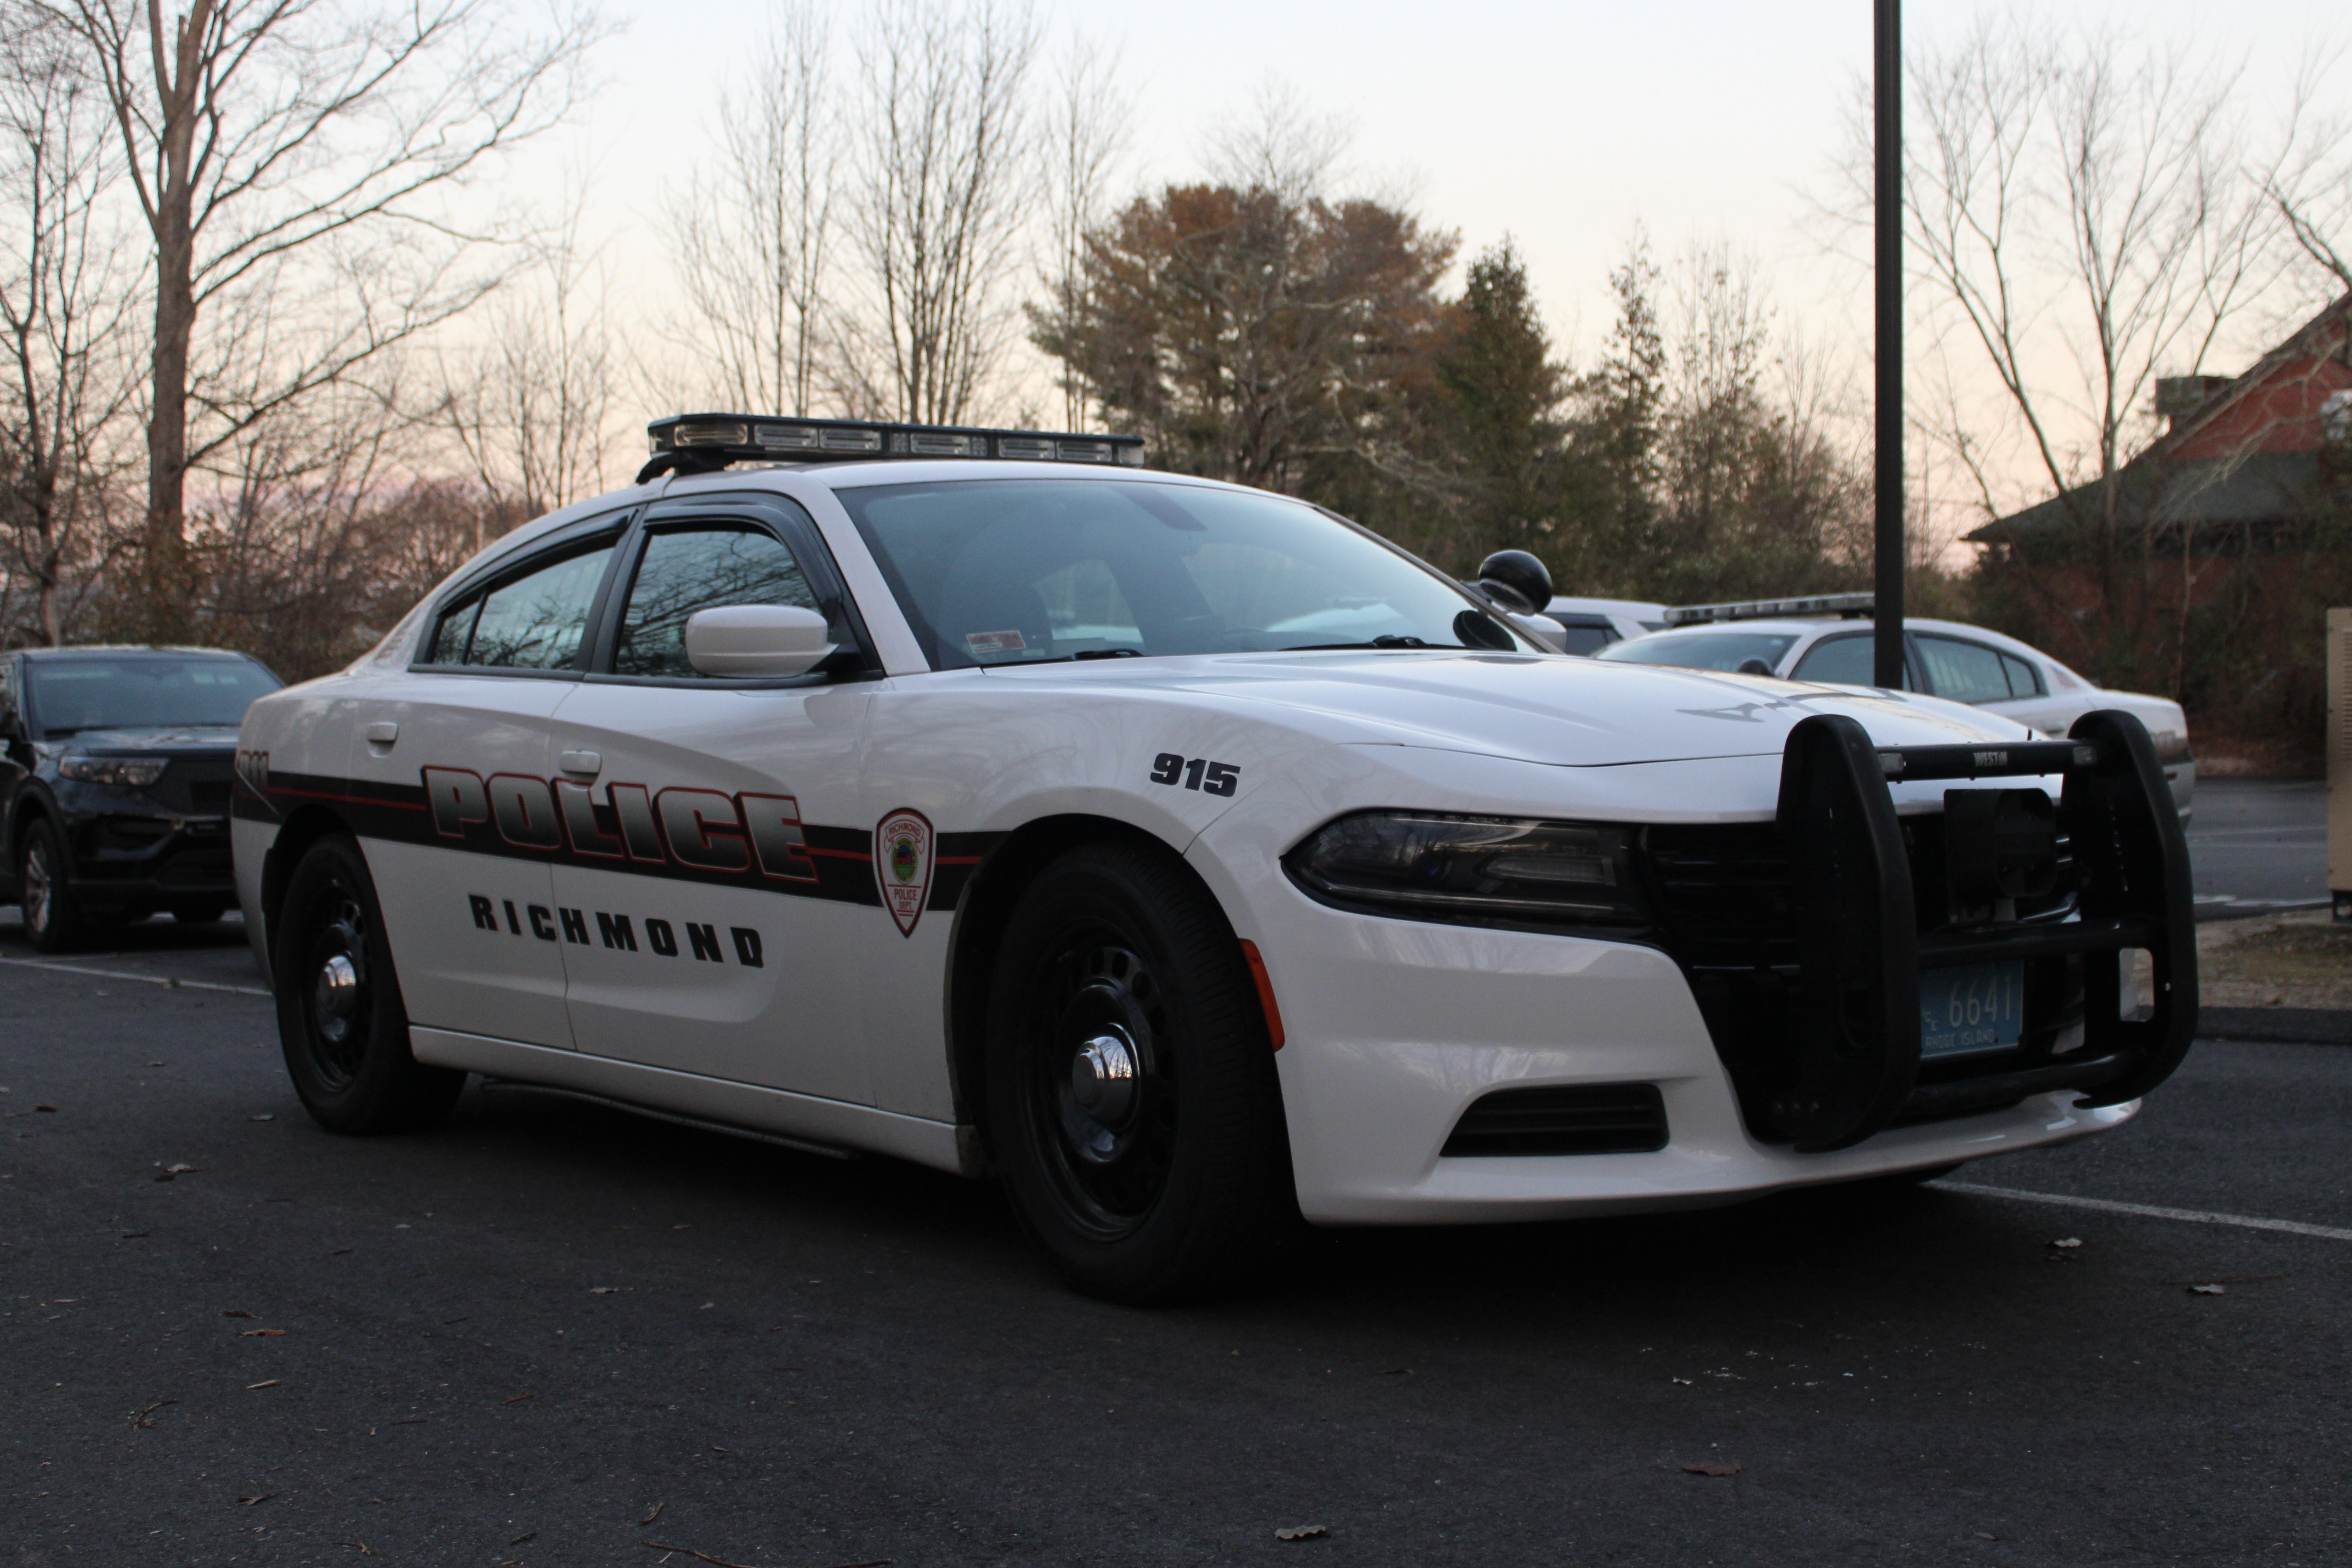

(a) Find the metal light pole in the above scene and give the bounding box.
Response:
[1873,0,1905,689]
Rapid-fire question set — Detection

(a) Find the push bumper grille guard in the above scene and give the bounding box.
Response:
[1771,709,2196,1152]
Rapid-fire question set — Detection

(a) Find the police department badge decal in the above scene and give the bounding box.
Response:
[875,807,934,937]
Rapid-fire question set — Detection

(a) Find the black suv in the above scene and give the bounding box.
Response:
[1,646,282,951]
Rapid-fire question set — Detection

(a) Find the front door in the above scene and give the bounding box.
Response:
[544,502,876,1104]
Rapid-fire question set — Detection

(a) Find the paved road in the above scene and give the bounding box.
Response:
[4,913,2348,1566]
[2188,777,2329,920]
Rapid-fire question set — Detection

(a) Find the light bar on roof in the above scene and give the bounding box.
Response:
[646,412,1146,470]
[1663,592,1875,626]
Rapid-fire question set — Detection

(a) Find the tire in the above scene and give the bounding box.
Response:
[18,817,88,954]
[983,839,1295,1303]
[272,834,464,1134]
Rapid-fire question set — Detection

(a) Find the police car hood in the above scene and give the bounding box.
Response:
[1043,650,2028,766]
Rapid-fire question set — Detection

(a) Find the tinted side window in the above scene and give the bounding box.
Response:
[612,525,820,679]
[1792,632,1914,689]
[1917,634,2013,704]
[1999,652,2045,697]
[432,540,617,670]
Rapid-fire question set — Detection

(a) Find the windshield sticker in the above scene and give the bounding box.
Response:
[875,807,935,936]
[964,629,1026,657]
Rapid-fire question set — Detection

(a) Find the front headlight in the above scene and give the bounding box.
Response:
[1283,810,1650,931]
[58,756,168,787]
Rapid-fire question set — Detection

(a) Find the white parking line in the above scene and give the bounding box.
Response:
[0,956,270,997]
[1932,1180,2352,1242]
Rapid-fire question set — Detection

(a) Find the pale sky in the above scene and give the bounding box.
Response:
[534,0,2346,515]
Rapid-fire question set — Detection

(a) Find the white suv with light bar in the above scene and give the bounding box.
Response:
[1597,598,2195,821]
[230,414,2200,1302]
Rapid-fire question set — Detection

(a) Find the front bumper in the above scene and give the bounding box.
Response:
[61,810,237,909]
[1226,895,2132,1224]
[1192,710,2193,1226]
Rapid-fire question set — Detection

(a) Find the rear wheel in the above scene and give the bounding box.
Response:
[18,818,88,954]
[273,834,463,1134]
[984,840,1294,1303]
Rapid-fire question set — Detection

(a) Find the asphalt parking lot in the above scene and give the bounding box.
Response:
[4,778,2348,1567]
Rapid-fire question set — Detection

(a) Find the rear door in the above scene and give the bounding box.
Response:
[1914,633,2073,729]
[346,513,632,1050]
[543,493,879,1103]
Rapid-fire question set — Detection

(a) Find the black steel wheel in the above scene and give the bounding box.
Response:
[273,834,463,1133]
[18,817,88,954]
[984,839,1294,1303]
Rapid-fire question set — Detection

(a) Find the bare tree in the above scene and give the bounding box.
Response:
[1036,31,1127,430]
[0,6,139,645]
[434,206,613,544]
[1835,18,2352,519]
[1201,77,1350,208]
[33,0,604,637]
[841,0,1041,425]
[1821,15,2349,692]
[665,1,835,416]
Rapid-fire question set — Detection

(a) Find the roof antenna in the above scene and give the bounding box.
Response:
[1873,0,1906,689]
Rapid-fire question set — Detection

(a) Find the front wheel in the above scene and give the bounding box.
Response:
[18,818,88,954]
[273,834,463,1134]
[984,839,1294,1303]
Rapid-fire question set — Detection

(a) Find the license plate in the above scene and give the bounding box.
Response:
[1920,962,2026,1059]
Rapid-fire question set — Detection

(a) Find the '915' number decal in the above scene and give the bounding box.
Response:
[1150,752,1239,796]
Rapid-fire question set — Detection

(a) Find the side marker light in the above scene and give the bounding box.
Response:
[1240,939,1286,1050]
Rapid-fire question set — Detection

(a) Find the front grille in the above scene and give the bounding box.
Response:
[157,756,236,815]
[1643,818,2085,1141]
[1441,1083,1667,1157]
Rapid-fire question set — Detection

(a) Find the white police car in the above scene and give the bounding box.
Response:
[233,415,2198,1302]
[1595,594,2196,821]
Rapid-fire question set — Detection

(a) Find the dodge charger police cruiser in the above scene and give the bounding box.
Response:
[233,414,2198,1302]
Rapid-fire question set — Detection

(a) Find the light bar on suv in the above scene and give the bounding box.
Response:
[1662,592,1874,626]
[641,412,1146,481]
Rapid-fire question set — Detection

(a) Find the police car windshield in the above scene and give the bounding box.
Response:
[838,478,1531,668]
[26,656,280,736]
[1595,631,1799,674]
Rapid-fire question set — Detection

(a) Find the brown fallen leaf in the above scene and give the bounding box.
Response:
[499,1392,534,1406]
[508,1531,537,1545]
[129,1398,178,1429]
[639,1501,664,1526]
[1683,1460,1743,1477]
[239,1494,273,1506]
[342,1543,374,1557]
[246,1379,280,1390]
[224,1309,254,1319]
[240,1329,285,1337]
[35,1105,56,1112]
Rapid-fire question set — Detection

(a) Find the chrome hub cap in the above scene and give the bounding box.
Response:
[313,953,361,1043]
[1069,1028,1139,1131]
